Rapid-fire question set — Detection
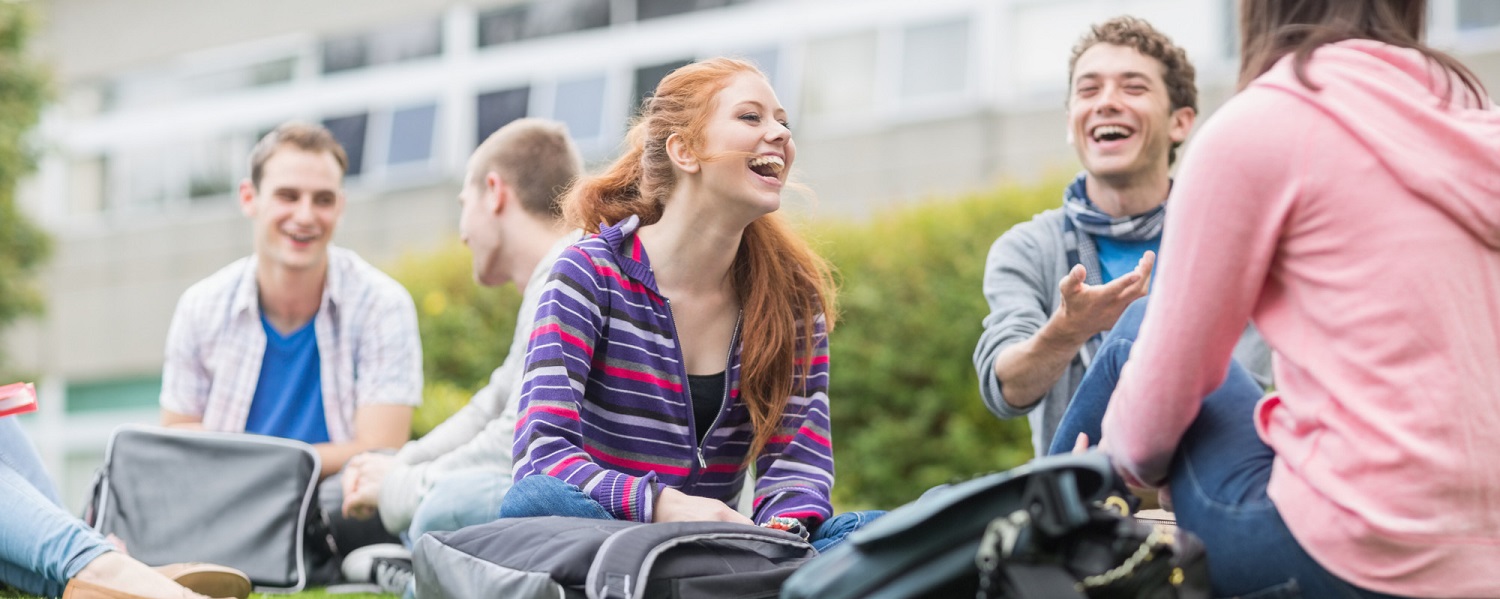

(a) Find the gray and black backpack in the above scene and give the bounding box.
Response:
[414,516,817,599]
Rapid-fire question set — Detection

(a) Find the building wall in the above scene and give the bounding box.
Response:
[15,0,1500,508]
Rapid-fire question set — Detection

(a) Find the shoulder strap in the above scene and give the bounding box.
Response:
[585,522,813,599]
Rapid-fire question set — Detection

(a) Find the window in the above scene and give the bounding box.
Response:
[477,0,611,47]
[323,113,370,176]
[1459,0,1500,30]
[322,36,369,74]
[632,59,693,115]
[553,76,607,140]
[370,19,443,64]
[802,32,878,118]
[636,0,743,21]
[187,136,238,200]
[322,19,442,74]
[114,149,171,211]
[900,19,970,100]
[185,57,297,97]
[387,104,438,165]
[477,87,531,145]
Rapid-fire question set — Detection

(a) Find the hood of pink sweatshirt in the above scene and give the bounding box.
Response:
[1254,39,1500,250]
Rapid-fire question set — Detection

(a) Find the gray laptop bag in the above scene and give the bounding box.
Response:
[415,516,818,599]
[88,425,329,593]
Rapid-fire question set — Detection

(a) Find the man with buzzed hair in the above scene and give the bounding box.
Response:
[161,121,422,476]
[974,17,1271,456]
[340,118,585,549]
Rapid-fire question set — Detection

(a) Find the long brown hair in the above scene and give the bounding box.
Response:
[564,57,838,464]
[1238,0,1486,105]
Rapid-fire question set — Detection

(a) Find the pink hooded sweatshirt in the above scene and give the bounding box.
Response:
[1103,40,1500,596]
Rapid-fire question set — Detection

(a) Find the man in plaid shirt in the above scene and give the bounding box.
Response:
[159,122,422,479]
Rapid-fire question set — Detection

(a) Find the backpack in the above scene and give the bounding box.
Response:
[414,516,817,599]
[780,452,1208,599]
[86,425,338,592]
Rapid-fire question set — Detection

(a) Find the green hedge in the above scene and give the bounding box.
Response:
[390,179,1064,508]
[387,241,522,437]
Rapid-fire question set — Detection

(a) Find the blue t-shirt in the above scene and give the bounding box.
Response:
[1093,235,1161,284]
[244,314,330,444]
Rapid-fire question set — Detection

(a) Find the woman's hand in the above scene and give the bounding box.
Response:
[1076,433,1169,511]
[654,487,753,525]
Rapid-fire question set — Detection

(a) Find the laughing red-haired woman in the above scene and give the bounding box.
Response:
[501,57,881,551]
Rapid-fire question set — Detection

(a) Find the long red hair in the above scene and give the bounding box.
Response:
[564,57,837,464]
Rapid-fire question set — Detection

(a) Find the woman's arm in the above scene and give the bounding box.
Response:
[511,249,665,522]
[1102,88,1305,487]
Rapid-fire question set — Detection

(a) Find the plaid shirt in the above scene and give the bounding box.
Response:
[160,247,423,443]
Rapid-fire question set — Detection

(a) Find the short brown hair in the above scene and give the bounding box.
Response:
[471,118,582,220]
[249,122,349,188]
[1068,16,1198,164]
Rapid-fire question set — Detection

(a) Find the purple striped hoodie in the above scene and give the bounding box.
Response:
[512,215,835,527]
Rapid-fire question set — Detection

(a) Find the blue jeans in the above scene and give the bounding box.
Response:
[499,475,883,553]
[1052,298,1406,599]
[0,416,113,597]
[404,468,513,545]
[1046,298,1152,457]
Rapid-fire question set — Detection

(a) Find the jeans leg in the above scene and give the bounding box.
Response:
[0,417,62,507]
[1168,364,1406,599]
[808,510,885,553]
[1049,338,1131,455]
[498,475,614,520]
[0,420,112,597]
[1048,297,1150,456]
[407,469,514,544]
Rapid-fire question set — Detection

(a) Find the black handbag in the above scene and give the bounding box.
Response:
[781,452,1112,598]
[780,451,1211,599]
[973,462,1210,599]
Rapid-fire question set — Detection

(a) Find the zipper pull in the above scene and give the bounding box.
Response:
[697,449,707,469]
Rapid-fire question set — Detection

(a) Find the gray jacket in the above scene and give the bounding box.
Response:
[973,208,1272,456]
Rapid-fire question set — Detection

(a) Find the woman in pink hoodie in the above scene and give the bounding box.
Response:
[1092,1,1500,597]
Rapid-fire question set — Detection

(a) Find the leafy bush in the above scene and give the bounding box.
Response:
[387,240,520,437]
[811,181,1059,508]
[390,179,1064,507]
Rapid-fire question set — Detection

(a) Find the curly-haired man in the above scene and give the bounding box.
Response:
[974,16,1272,455]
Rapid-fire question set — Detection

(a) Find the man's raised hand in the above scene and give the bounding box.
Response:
[1053,250,1155,342]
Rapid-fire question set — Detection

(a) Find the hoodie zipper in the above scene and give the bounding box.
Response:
[665,298,742,487]
[694,314,741,481]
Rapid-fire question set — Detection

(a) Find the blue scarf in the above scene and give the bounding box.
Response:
[1060,173,1167,286]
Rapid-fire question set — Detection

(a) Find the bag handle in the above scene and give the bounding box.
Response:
[585,521,813,599]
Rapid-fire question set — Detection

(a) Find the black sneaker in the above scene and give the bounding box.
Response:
[372,556,415,596]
